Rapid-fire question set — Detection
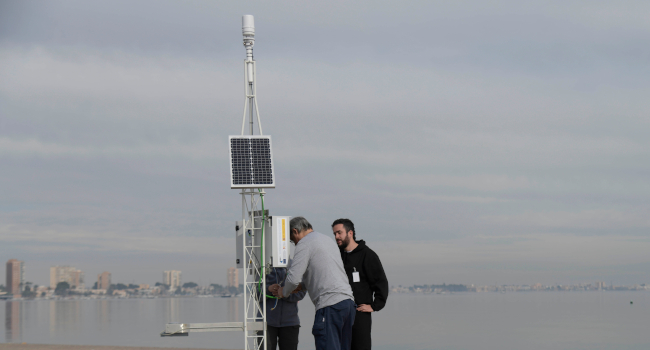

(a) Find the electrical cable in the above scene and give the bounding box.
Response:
[257,189,265,293]
[258,188,280,301]
[270,268,280,310]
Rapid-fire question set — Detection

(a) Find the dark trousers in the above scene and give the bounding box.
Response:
[351,311,372,350]
[259,325,300,350]
[312,299,356,350]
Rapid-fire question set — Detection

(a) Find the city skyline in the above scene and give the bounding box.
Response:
[97,271,111,290]
[1,2,650,287]
[227,267,238,288]
[3,257,647,300]
[2,257,648,292]
[163,270,182,289]
[5,259,24,296]
[1,259,245,290]
[50,265,84,289]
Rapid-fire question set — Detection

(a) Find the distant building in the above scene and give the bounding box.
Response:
[6,259,24,296]
[163,270,182,289]
[97,271,111,290]
[50,266,84,289]
[595,281,606,290]
[227,267,238,288]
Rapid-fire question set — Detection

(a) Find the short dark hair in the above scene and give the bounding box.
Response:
[332,218,355,240]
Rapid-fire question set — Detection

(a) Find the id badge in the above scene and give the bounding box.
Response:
[352,268,360,282]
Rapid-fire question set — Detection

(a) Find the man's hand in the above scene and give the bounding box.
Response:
[270,283,303,297]
[356,304,373,312]
[269,284,281,296]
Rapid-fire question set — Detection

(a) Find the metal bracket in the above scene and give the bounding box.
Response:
[161,321,265,337]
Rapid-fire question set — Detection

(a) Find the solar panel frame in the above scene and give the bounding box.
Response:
[229,135,276,189]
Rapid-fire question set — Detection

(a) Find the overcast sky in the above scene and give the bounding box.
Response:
[1,1,649,288]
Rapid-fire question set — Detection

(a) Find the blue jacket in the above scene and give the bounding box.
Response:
[259,267,306,327]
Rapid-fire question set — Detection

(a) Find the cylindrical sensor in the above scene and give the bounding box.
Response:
[247,62,254,83]
[242,15,255,36]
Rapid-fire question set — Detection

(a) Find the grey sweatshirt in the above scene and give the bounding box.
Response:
[283,231,354,310]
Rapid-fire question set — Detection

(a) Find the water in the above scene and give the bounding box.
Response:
[2,292,649,350]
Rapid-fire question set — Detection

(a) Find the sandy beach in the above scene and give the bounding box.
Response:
[0,345,238,350]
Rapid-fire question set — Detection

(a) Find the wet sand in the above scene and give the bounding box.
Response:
[0,345,238,350]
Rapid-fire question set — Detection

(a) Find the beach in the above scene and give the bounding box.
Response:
[0,345,237,350]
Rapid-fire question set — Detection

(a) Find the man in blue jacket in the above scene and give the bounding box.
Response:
[260,266,307,350]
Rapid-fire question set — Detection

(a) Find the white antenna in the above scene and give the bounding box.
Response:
[242,15,254,62]
[241,14,263,136]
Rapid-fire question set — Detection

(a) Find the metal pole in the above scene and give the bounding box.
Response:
[241,61,248,136]
[249,79,253,136]
[253,62,263,136]
[241,15,266,350]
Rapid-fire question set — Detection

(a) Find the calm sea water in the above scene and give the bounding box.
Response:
[2,292,649,350]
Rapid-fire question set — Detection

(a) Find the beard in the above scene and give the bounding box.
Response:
[338,235,351,250]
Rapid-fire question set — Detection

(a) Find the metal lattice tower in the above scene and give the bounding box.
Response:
[160,16,273,350]
[239,14,267,350]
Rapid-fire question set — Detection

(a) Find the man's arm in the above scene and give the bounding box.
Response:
[281,259,305,302]
[366,250,389,312]
[282,243,310,298]
[285,286,307,302]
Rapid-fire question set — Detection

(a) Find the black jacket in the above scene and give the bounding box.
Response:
[258,267,306,327]
[340,240,389,312]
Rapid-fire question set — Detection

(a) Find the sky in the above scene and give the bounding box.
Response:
[1,0,649,288]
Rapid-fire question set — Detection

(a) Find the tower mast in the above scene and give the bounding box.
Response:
[240,14,267,350]
[161,17,285,350]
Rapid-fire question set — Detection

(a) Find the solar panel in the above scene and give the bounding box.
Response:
[229,136,275,188]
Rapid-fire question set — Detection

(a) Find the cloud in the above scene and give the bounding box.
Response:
[375,234,650,267]
[0,45,238,120]
[366,190,510,204]
[374,173,530,192]
[0,221,232,255]
[0,136,224,160]
[373,234,650,285]
[482,209,650,230]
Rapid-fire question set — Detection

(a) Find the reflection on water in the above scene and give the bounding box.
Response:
[1,297,246,348]
[49,300,54,337]
[5,301,20,342]
[97,299,110,331]
[49,300,82,337]
[2,293,648,349]
[228,297,239,322]
[164,297,180,322]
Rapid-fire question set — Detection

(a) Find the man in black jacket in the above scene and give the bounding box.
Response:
[259,266,307,350]
[332,218,389,350]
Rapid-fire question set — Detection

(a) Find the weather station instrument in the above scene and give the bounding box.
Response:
[161,15,291,350]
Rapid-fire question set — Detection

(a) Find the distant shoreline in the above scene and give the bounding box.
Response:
[2,288,650,302]
[0,295,242,302]
[0,344,238,350]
